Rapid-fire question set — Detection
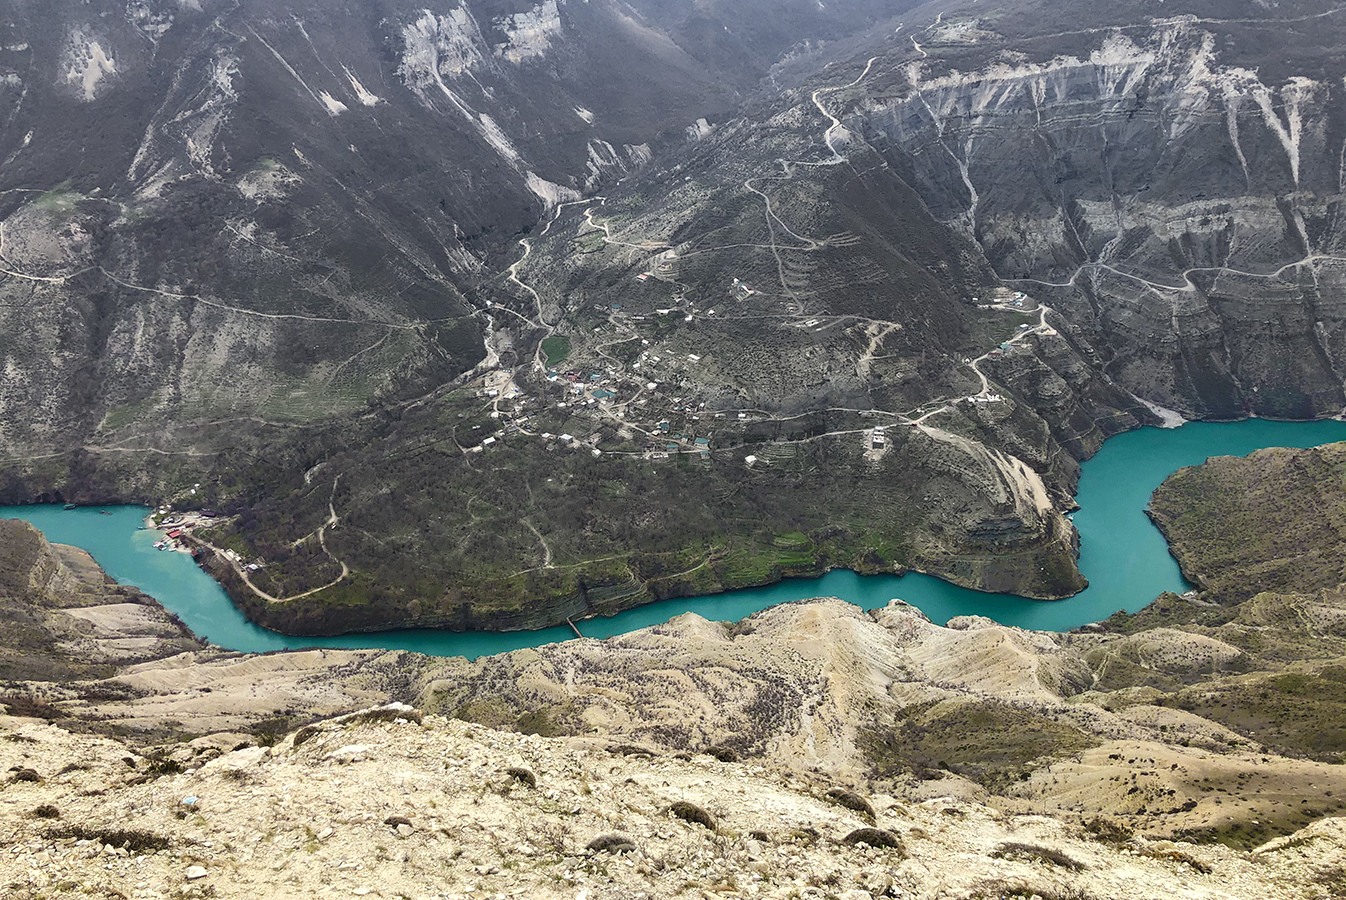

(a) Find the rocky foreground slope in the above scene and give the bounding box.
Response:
[2,703,1345,900]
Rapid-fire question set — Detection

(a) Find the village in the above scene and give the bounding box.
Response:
[143,505,269,574]
[465,239,1052,471]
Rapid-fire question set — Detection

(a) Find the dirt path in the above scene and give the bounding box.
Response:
[522,519,553,569]
[98,267,419,329]
[501,198,602,371]
[912,304,1051,425]
[0,221,92,284]
[1010,252,1346,298]
[185,477,351,604]
[325,332,392,386]
[737,56,884,306]
[809,56,881,163]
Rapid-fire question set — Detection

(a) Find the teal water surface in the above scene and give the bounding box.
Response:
[6,418,1346,657]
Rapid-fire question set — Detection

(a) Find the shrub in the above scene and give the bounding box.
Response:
[586,834,637,854]
[1140,848,1212,874]
[669,801,716,830]
[606,743,655,758]
[826,788,875,821]
[788,827,820,845]
[506,766,537,788]
[967,881,1097,900]
[1083,816,1133,845]
[339,705,423,727]
[535,821,570,854]
[54,827,170,852]
[145,758,182,779]
[991,842,1086,871]
[0,694,65,721]
[842,828,904,851]
[292,725,321,747]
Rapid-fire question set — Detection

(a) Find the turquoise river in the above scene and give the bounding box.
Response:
[5,419,1346,658]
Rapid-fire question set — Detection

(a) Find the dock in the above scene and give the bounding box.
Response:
[565,617,584,639]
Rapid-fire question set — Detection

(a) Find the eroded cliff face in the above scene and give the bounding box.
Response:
[421,596,1346,847]
[16,592,1346,858]
[0,519,202,681]
[858,11,1346,418]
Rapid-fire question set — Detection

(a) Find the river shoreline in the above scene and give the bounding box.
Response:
[6,419,1346,658]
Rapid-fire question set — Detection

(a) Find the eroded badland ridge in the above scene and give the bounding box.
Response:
[0,519,201,682]
[11,1,1346,632]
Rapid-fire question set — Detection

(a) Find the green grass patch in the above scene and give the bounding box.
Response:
[770,531,812,551]
[861,700,1097,791]
[572,231,608,253]
[1161,669,1346,761]
[541,335,571,367]
[958,308,1034,356]
[716,548,779,586]
[97,398,157,433]
[33,186,83,216]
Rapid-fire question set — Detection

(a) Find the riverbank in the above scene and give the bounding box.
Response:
[7,419,1346,655]
[1149,441,1346,605]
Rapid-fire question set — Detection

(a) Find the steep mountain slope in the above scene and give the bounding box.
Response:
[528,0,1346,420]
[864,0,1346,420]
[8,0,1346,632]
[0,0,911,465]
[331,0,1346,631]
